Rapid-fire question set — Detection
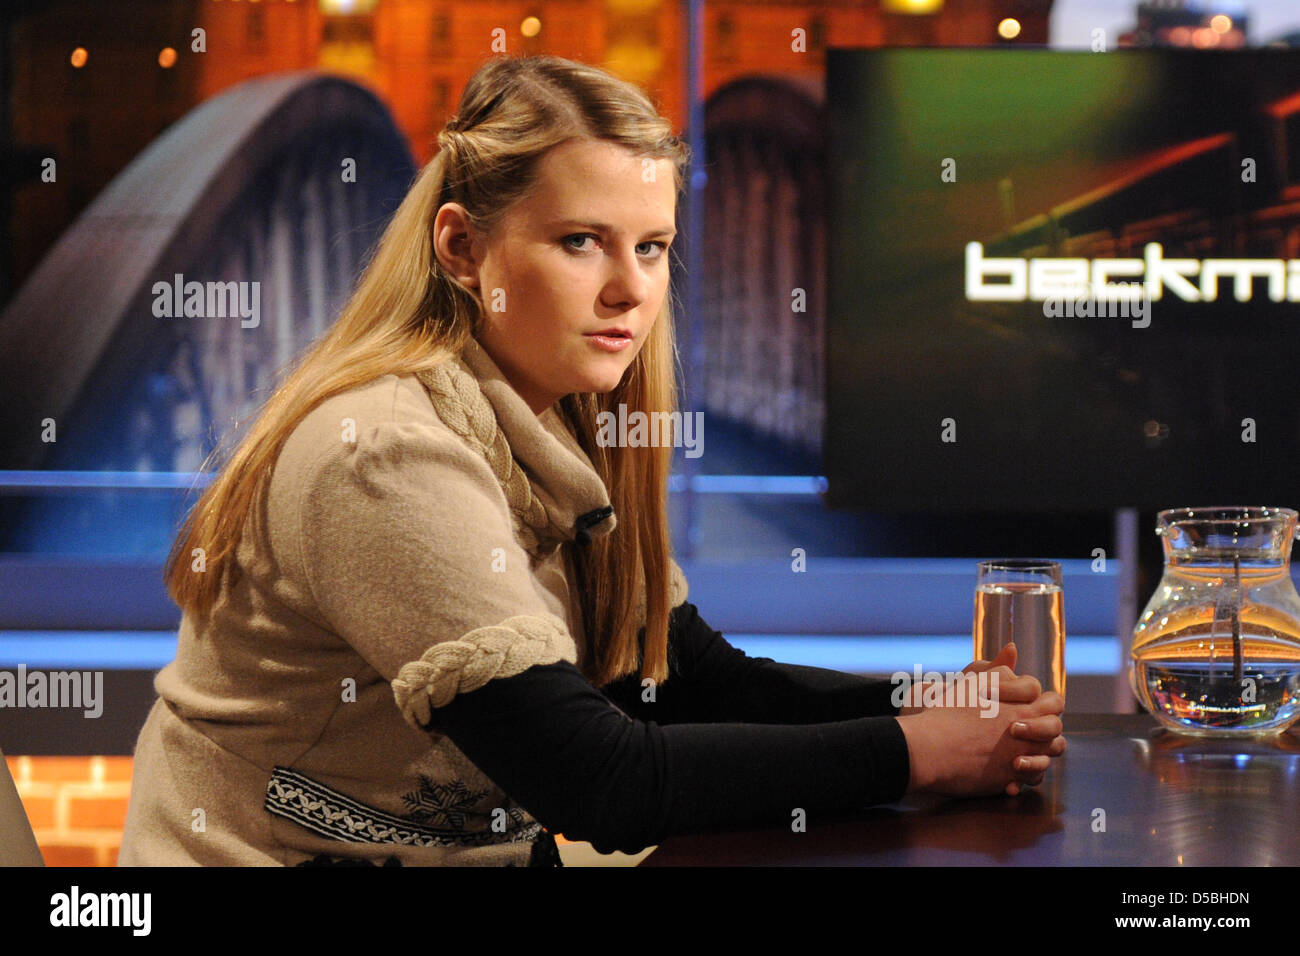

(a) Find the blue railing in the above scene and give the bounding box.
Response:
[0,472,1126,679]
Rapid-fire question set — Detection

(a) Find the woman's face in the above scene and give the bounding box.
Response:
[435,138,678,415]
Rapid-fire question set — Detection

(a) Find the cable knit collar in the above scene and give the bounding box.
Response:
[414,335,616,557]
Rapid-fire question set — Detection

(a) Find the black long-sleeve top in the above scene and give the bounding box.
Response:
[419,601,912,855]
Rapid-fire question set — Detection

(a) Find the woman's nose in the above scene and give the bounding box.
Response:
[601,246,650,309]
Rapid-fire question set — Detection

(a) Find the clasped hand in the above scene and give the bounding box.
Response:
[896,643,1066,797]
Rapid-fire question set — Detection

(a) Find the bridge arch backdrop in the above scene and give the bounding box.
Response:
[0,71,416,552]
[0,70,826,553]
[696,74,825,467]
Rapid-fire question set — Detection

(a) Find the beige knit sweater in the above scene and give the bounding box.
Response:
[119,336,687,866]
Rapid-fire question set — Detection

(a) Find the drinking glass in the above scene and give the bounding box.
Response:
[974,559,1066,699]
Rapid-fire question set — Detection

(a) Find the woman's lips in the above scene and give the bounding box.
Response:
[584,332,633,352]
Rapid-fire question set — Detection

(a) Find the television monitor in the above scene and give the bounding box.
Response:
[825,48,1300,512]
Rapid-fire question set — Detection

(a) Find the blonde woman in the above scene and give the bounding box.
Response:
[119,55,1065,867]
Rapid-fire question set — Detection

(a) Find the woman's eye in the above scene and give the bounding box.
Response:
[563,234,669,260]
[563,234,598,253]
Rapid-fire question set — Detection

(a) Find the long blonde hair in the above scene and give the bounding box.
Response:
[164,54,692,687]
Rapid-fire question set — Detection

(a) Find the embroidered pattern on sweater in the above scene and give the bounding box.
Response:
[265,766,541,847]
[401,774,529,832]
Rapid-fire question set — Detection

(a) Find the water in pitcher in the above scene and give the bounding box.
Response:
[974,581,1065,698]
[1131,564,1300,733]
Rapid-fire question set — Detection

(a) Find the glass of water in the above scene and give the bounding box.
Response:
[974,559,1065,699]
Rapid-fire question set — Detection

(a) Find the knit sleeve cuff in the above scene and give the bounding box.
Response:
[868,716,913,805]
[669,558,689,608]
[392,614,578,730]
[629,558,691,634]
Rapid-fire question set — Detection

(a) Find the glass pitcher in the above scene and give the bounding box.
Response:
[1131,506,1300,737]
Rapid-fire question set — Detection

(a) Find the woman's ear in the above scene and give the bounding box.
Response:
[432,202,481,289]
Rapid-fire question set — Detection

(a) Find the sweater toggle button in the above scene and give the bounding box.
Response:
[574,506,614,546]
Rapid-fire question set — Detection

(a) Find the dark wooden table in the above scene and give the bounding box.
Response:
[640,712,1300,866]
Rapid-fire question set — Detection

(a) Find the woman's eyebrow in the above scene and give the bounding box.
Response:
[549,219,677,239]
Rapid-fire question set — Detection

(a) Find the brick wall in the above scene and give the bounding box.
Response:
[6,756,133,866]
